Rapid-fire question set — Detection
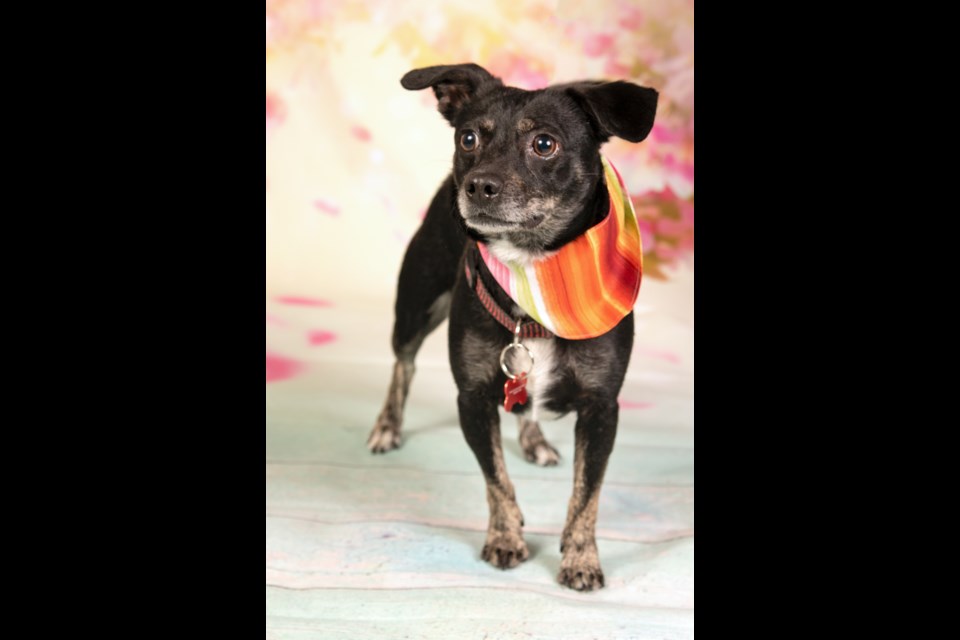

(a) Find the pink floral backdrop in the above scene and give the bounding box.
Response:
[266,0,693,381]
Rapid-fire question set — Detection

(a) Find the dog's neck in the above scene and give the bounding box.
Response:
[483,173,610,266]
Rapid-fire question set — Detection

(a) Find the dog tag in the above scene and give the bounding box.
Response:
[504,372,528,411]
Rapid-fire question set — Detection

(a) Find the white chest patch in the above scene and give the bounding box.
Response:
[522,337,561,422]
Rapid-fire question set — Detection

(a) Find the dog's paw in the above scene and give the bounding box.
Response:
[481,532,530,570]
[558,545,605,591]
[518,419,560,467]
[523,441,560,467]
[367,419,402,454]
[558,565,605,591]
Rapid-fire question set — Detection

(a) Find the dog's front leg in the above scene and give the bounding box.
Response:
[458,392,529,569]
[558,398,618,591]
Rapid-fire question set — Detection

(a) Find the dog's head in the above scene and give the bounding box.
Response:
[401,63,658,256]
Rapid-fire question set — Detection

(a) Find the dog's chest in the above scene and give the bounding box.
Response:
[513,337,565,421]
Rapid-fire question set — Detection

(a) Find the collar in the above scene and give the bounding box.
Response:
[476,156,642,340]
[464,243,554,339]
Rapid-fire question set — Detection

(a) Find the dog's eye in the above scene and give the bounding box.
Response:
[533,134,558,157]
[460,131,478,152]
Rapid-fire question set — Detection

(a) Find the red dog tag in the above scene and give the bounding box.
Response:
[504,372,528,411]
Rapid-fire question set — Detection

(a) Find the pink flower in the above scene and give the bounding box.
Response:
[633,186,694,278]
[487,53,551,90]
[313,199,341,216]
[274,296,333,307]
[266,353,300,383]
[618,4,644,30]
[266,93,286,130]
[351,125,372,142]
[307,330,337,346]
[584,33,615,57]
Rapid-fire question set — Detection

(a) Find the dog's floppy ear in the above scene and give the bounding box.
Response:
[565,81,658,143]
[401,63,502,124]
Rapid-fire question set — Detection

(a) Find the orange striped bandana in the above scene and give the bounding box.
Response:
[477,156,642,340]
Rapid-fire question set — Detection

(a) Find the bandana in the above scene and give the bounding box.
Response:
[477,156,642,340]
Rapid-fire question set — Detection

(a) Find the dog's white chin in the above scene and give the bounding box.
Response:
[486,238,559,265]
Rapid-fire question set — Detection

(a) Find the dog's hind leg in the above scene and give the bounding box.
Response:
[368,290,451,453]
[518,417,560,466]
[368,177,465,453]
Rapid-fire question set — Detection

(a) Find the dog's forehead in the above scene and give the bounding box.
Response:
[459,88,584,133]
[522,91,583,124]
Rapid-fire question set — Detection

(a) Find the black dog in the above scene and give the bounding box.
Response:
[368,63,657,591]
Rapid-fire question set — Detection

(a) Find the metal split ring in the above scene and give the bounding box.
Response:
[500,342,534,379]
[500,320,534,380]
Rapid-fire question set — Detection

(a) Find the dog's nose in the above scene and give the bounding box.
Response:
[466,174,502,200]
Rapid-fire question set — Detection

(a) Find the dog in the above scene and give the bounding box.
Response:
[367,63,657,591]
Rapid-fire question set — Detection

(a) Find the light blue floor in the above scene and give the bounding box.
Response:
[266,270,694,639]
